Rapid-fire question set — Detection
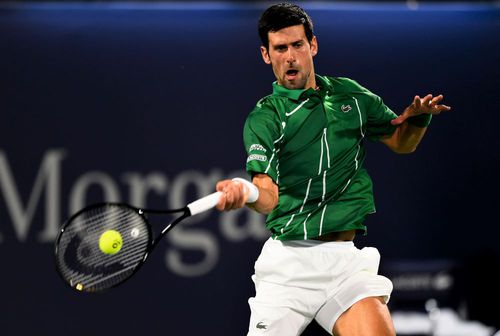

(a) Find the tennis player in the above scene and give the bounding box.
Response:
[216,3,451,336]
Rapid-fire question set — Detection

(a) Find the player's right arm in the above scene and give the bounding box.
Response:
[216,98,281,214]
[248,173,278,214]
[215,173,278,215]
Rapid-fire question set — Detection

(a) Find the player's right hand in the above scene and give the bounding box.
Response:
[215,179,247,211]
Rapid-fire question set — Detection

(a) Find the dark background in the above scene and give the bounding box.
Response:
[0,1,499,335]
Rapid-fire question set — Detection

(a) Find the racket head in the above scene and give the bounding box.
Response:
[55,203,153,293]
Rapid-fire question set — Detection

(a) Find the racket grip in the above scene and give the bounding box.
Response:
[232,177,259,203]
[187,191,222,216]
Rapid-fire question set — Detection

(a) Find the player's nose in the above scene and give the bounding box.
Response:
[286,48,296,63]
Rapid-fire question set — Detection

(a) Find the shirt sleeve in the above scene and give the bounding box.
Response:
[335,77,398,141]
[243,101,282,183]
[365,91,398,142]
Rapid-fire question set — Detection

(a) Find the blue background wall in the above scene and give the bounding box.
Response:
[0,2,499,334]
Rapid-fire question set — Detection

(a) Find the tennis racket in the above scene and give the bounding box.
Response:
[54,178,258,293]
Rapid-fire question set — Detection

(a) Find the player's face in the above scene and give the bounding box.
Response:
[261,24,318,90]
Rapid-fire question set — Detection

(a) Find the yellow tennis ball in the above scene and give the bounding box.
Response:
[99,230,123,255]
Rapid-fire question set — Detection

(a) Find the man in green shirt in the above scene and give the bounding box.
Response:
[216,3,450,336]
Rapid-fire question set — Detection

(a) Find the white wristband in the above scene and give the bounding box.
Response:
[232,177,259,203]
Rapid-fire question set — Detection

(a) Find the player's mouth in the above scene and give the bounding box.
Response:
[285,69,299,80]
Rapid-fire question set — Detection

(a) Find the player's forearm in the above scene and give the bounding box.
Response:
[248,174,279,214]
[394,122,427,153]
[248,186,278,214]
[383,120,428,154]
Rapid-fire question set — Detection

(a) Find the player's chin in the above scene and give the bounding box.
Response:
[283,82,304,90]
[282,76,305,90]
[285,84,304,90]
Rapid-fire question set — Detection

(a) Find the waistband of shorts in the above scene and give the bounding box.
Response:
[273,238,355,249]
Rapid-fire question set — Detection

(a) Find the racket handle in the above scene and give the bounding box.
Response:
[232,177,259,203]
[187,191,222,216]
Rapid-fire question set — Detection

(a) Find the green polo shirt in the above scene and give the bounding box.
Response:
[244,75,398,240]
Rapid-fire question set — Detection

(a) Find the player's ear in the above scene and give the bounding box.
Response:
[310,36,318,57]
[260,46,271,64]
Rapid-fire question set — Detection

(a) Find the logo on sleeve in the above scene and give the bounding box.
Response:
[249,144,267,153]
[247,154,267,163]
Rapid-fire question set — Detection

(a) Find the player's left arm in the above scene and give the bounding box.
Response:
[381,94,451,153]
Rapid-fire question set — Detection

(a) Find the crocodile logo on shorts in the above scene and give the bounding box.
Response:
[256,321,268,330]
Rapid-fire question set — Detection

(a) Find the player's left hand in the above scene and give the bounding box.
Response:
[391,94,451,126]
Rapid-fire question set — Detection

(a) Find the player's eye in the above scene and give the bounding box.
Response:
[293,41,304,49]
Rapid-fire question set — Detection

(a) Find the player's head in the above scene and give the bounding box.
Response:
[258,3,318,90]
[258,3,314,49]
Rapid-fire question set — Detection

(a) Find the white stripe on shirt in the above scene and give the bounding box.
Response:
[285,98,309,117]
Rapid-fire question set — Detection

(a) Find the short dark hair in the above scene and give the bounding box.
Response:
[258,3,314,49]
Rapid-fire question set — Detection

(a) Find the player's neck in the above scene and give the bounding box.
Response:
[304,72,317,91]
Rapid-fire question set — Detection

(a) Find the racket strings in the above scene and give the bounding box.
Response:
[73,210,145,266]
[60,209,132,260]
[56,205,151,292]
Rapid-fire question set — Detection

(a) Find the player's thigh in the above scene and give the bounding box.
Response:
[247,298,311,336]
[247,277,323,336]
[332,296,395,336]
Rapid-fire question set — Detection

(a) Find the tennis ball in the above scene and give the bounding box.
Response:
[99,230,123,255]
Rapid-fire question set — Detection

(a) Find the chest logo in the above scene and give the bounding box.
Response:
[341,104,352,113]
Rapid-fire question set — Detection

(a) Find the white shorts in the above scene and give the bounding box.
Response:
[247,238,393,336]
